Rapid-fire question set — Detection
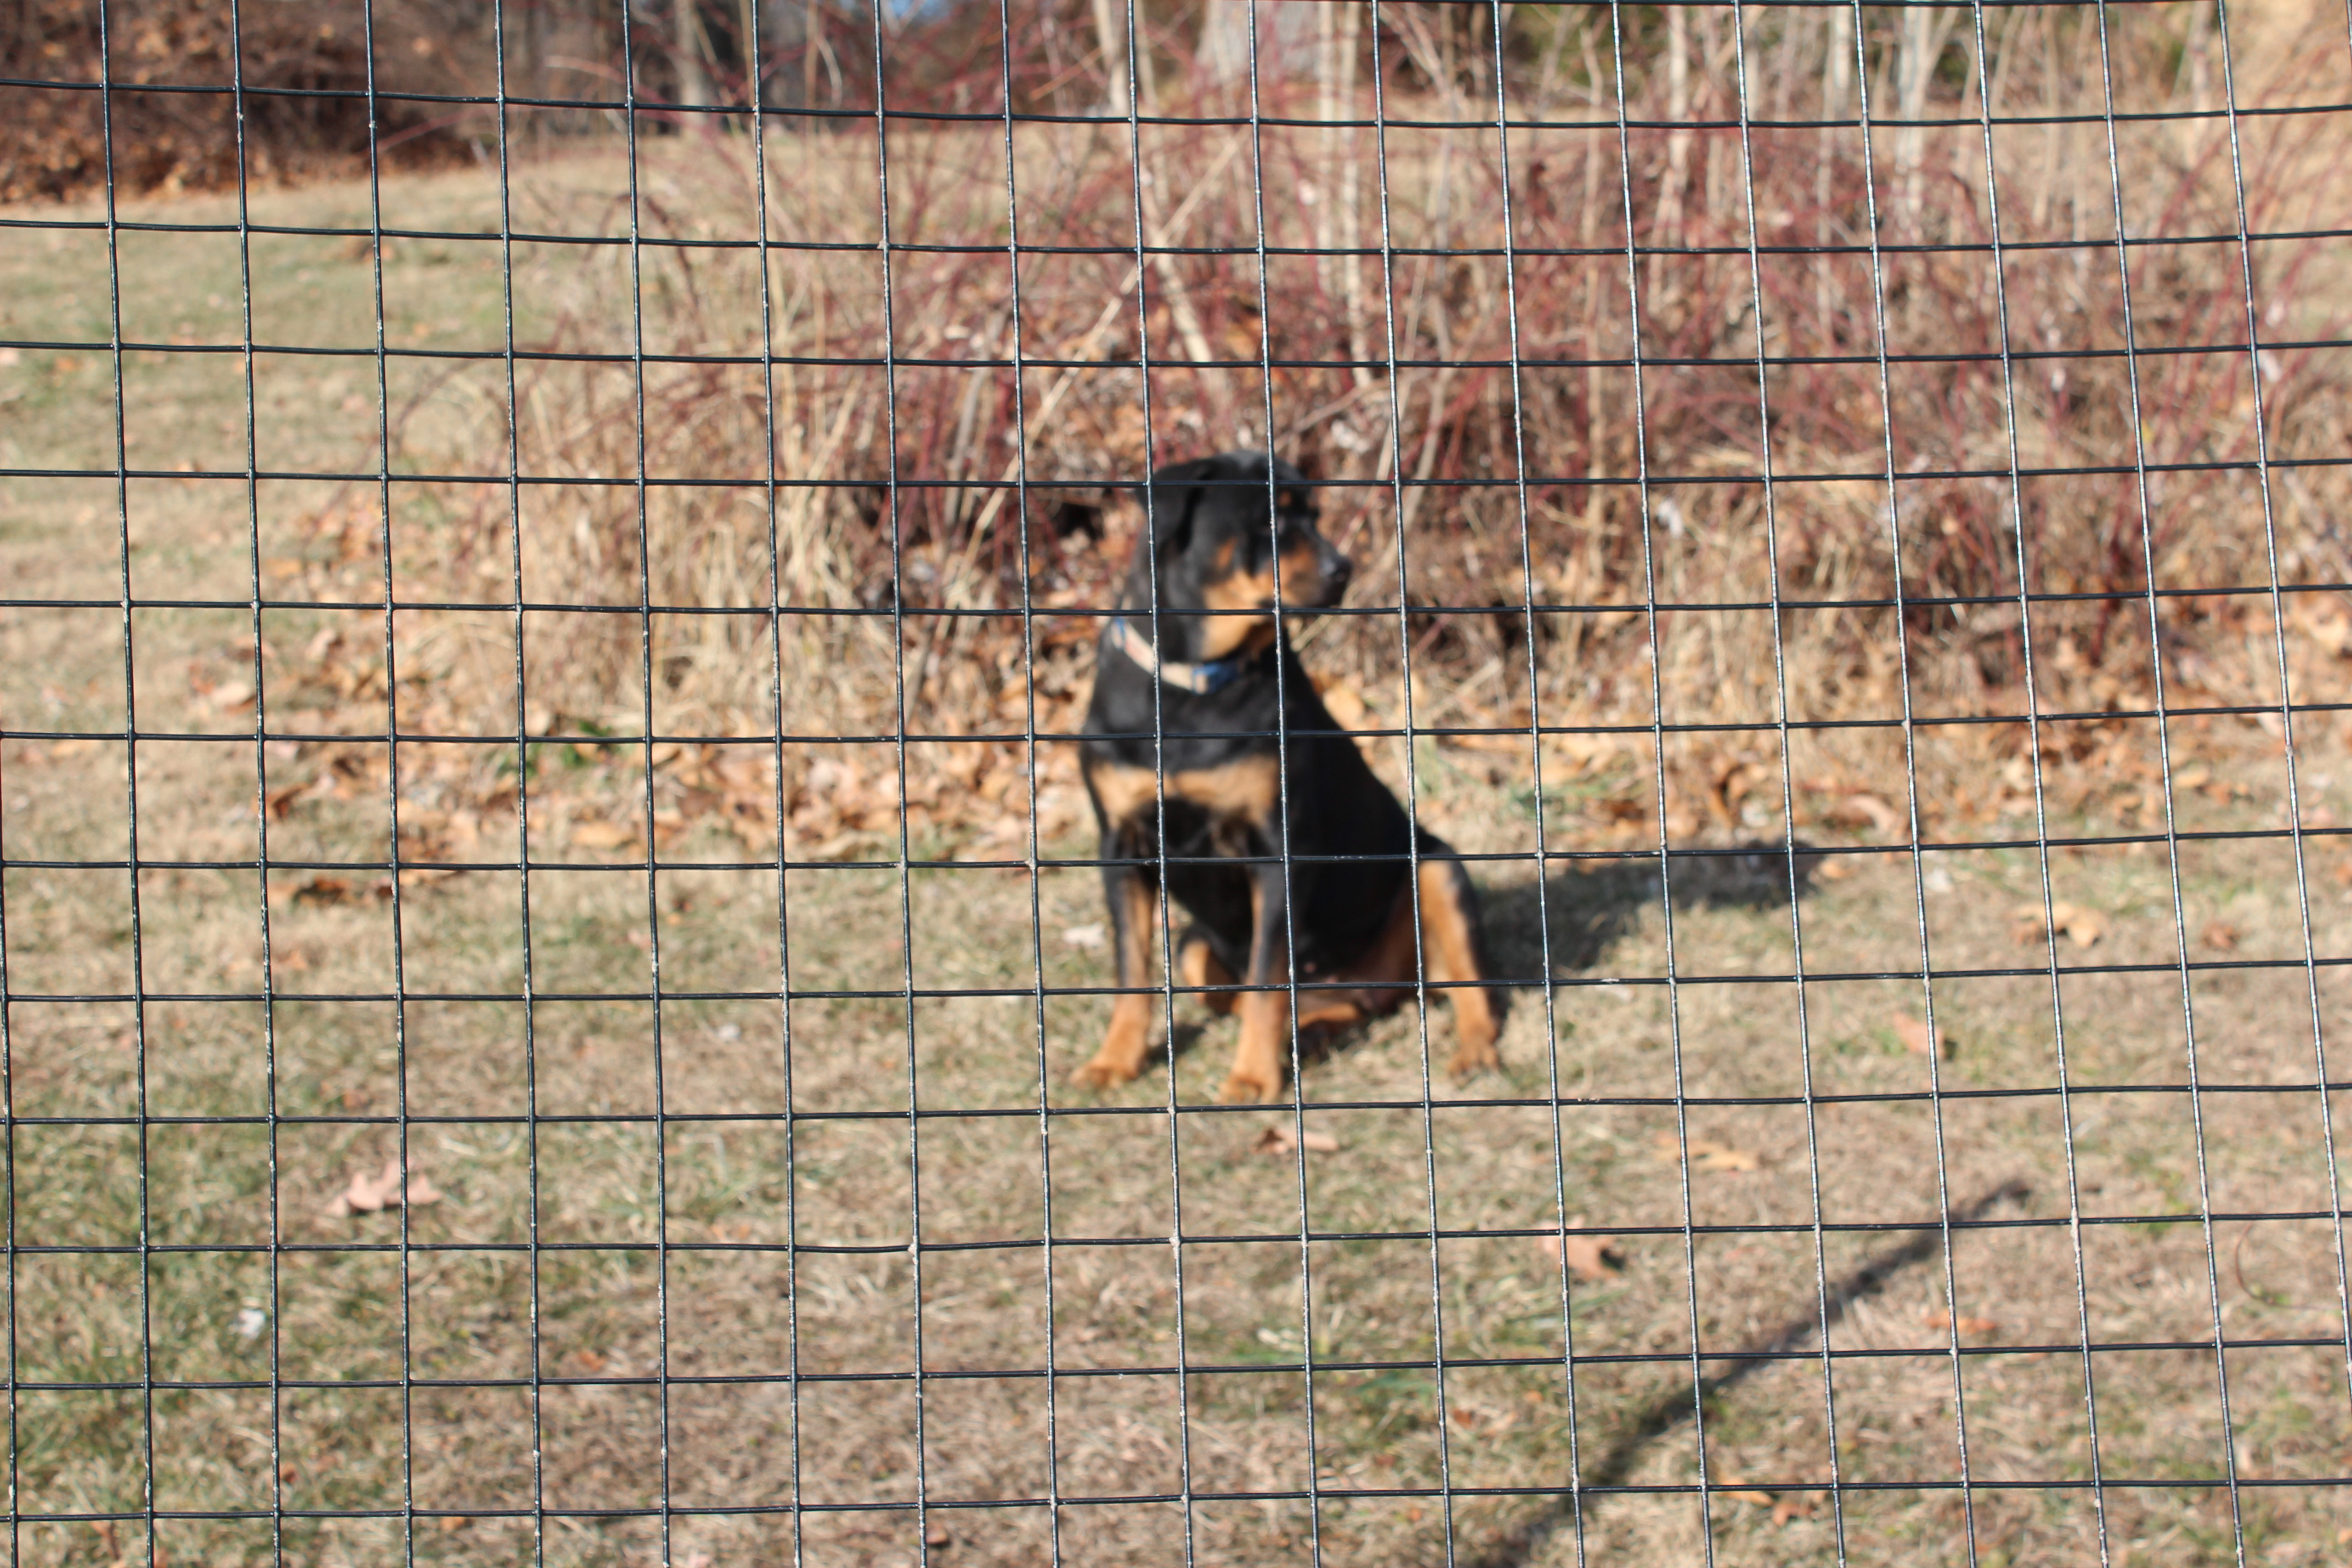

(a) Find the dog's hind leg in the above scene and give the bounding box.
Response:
[1074,833,1163,1088]
[1417,850,1501,1077]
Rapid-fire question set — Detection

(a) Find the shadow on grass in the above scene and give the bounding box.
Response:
[1481,838,1827,987]
[1463,1176,2033,1568]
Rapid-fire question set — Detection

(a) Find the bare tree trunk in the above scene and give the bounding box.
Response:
[1131,10,1231,434]
[1897,4,1960,235]
[1318,4,1368,387]
[1092,0,1131,117]
[676,0,715,109]
[1817,7,1852,340]
[1653,7,1691,307]
[1200,0,1247,91]
[1579,18,1607,532]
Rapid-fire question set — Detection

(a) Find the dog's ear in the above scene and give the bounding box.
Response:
[1140,458,1218,559]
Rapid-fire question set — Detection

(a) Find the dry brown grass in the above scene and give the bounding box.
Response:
[6,6,2352,1565]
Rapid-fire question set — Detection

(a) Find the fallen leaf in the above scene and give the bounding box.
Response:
[569,819,636,849]
[1890,1012,1939,1056]
[1833,792,1903,834]
[321,1159,442,1219]
[2175,765,2213,791]
[1538,1218,1624,1282]
[1812,858,1852,882]
[207,679,257,713]
[2056,902,2104,946]
[1254,1124,1340,1156]
[1925,1308,2000,1336]
[1714,1473,1776,1506]
[289,875,384,906]
[1773,1491,1824,1526]
[2200,920,2240,952]
[437,1516,470,1533]
[1652,1133,1761,1172]
[2014,901,2104,948]
[1060,923,1106,950]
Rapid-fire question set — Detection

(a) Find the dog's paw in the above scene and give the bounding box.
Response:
[1447,1035,1502,1080]
[1070,1055,1144,1090]
[1216,1066,1285,1104]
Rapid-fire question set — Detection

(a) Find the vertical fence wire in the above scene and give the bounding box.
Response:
[2206,0,2352,1454]
[1468,3,1587,1561]
[1724,8,1849,1563]
[1602,6,1718,1562]
[2090,2,2246,1562]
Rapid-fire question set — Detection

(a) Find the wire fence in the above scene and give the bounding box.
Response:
[2,0,2351,1564]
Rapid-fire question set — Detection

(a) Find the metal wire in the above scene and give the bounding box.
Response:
[4,4,2351,1566]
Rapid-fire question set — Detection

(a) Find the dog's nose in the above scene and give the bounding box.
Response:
[1323,551,1352,597]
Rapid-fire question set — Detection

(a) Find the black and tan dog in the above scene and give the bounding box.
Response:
[1072,451,1499,1103]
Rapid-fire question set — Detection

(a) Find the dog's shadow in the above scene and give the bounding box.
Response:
[1158,840,1821,1069]
[1479,838,1823,991]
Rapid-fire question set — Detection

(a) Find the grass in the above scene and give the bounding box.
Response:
[4,104,2352,1568]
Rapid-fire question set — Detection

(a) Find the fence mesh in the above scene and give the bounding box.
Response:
[2,0,2351,1563]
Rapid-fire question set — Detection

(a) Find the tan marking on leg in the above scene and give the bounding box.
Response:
[1419,859,1500,1076]
[1294,992,1368,1033]
[1074,875,1161,1088]
[1179,934,1238,1016]
[1221,873,1290,1103]
[1221,989,1290,1104]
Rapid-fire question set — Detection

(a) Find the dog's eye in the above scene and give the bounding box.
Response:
[1277,489,1301,513]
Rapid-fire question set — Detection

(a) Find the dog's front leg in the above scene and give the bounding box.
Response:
[1220,859,1293,1104]
[1073,826,1162,1088]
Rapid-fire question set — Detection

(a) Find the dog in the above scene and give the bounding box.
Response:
[1071,451,1500,1104]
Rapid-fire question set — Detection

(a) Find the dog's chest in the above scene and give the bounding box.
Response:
[1085,752,1280,847]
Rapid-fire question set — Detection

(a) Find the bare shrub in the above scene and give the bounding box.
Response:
[346,3,2352,846]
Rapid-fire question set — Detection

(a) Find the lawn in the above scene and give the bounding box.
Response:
[3,141,2351,1567]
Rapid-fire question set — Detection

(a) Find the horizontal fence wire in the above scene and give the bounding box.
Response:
[1,1,2350,1565]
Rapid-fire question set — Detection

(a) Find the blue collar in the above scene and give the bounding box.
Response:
[1104,617,1250,696]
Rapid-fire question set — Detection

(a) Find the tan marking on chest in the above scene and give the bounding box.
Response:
[1086,753,1281,828]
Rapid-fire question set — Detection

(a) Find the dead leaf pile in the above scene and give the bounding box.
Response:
[321,1159,442,1219]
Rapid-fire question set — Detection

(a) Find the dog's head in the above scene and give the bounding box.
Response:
[1125,451,1351,660]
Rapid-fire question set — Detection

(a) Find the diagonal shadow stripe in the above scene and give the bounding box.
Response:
[1466,1178,2034,1568]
